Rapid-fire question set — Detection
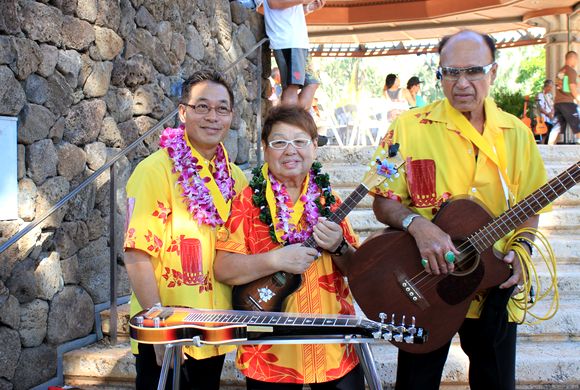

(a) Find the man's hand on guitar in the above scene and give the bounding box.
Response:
[273,244,319,274]
[408,217,460,275]
[499,250,525,296]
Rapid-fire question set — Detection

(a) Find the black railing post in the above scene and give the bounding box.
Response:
[109,162,118,345]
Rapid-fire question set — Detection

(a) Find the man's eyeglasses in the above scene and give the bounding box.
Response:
[268,138,312,150]
[438,63,495,81]
[182,103,232,116]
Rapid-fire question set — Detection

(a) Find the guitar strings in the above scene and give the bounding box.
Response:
[403,166,578,293]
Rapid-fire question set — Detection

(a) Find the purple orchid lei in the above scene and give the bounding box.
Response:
[268,171,321,244]
[159,125,235,226]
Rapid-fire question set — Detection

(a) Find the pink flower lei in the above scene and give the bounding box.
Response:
[268,171,322,244]
[159,125,235,226]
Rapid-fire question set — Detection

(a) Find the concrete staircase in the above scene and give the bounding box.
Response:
[63,145,580,389]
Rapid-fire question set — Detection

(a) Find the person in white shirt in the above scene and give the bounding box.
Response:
[263,0,325,109]
[537,79,555,144]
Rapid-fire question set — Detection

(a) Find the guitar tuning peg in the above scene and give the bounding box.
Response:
[390,313,396,325]
[382,330,393,341]
[379,312,387,324]
[400,315,406,326]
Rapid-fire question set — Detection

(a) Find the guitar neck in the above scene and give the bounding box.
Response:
[302,183,369,249]
[469,161,579,253]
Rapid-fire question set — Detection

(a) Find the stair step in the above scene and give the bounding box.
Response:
[333,187,580,210]
[100,304,131,341]
[63,340,135,387]
[315,144,579,165]
[64,337,580,389]
[368,338,580,388]
[348,209,580,237]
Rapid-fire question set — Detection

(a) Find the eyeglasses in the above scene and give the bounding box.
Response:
[267,138,312,150]
[438,63,495,81]
[182,103,232,116]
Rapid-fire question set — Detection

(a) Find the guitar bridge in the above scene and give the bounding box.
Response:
[397,272,429,310]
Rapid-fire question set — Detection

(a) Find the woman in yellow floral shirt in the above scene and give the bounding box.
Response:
[215,106,365,389]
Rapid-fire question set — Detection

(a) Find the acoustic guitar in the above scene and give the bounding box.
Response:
[347,161,579,354]
[232,145,404,312]
[129,306,429,345]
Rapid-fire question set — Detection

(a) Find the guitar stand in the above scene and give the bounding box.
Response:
[157,337,383,390]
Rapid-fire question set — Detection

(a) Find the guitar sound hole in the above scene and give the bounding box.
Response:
[437,242,484,306]
[451,252,479,276]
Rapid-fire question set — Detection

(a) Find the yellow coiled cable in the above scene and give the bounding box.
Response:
[506,228,559,325]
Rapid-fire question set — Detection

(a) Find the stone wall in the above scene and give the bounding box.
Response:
[0,1,266,388]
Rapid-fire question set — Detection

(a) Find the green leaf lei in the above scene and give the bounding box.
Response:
[249,161,336,244]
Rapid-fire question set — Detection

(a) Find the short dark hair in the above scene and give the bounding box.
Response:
[543,79,553,88]
[262,106,318,144]
[565,51,577,60]
[438,30,497,62]
[407,76,422,89]
[180,69,234,106]
[385,73,398,89]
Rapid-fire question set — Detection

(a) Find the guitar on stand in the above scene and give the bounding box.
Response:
[348,161,579,354]
[130,306,429,390]
[232,144,405,312]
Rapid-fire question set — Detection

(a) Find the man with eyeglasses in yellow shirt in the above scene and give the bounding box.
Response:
[367,31,548,390]
[123,69,248,389]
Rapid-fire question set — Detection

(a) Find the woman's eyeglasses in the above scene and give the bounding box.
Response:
[438,63,495,81]
[268,138,312,150]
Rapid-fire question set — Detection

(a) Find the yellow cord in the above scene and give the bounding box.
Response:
[506,228,559,325]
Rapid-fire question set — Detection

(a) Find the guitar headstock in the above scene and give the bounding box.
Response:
[362,143,405,189]
[363,313,428,345]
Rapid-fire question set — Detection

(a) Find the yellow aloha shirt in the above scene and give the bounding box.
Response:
[216,167,361,384]
[124,137,247,359]
[368,98,549,321]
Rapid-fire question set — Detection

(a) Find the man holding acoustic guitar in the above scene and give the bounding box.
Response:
[367,31,549,390]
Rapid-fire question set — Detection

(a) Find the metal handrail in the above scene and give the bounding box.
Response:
[1,36,269,345]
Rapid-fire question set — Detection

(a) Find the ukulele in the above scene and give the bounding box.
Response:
[533,96,548,136]
[521,95,532,130]
[232,145,404,312]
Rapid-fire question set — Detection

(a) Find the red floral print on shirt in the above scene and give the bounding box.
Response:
[152,201,171,224]
[240,345,304,383]
[144,230,163,253]
[318,272,355,315]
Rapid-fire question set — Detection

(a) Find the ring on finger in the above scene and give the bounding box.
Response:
[444,251,456,264]
[421,258,428,268]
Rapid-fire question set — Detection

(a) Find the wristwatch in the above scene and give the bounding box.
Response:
[401,213,421,232]
[330,237,349,256]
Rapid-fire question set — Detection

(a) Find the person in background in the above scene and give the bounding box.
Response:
[214,106,365,390]
[552,50,580,144]
[123,69,248,390]
[263,0,325,110]
[537,79,555,144]
[402,76,426,108]
[383,73,409,121]
[368,30,548,390]
[269,67,283,106]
